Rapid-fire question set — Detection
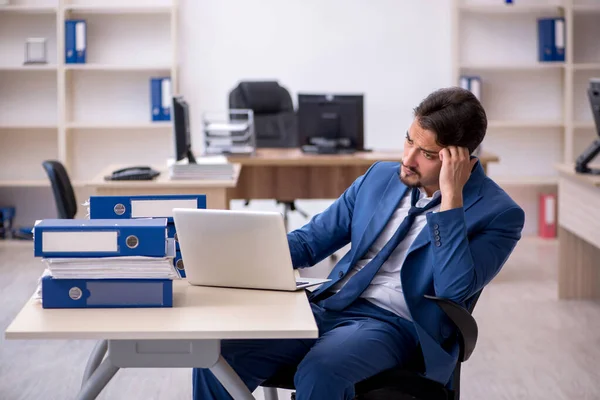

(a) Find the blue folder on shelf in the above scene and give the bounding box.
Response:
[150,77,172,121]
[41,275,173,309]
[88,194,206,222]
[459,75,481,101]
[65,19,86,64]
[34,218,168,258]
[538,17,565,62]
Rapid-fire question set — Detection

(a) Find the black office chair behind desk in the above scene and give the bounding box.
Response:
[261,292,481,400]
[229,80,310,231]
[42,160,78,219]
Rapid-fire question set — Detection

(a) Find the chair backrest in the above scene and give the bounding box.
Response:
[42,160,77,219]
[229,81,298,148]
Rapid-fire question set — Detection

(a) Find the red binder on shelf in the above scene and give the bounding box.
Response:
[539,193,557,238]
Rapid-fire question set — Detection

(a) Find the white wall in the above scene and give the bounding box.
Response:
[3,0,544,236]
[178,0,453,152]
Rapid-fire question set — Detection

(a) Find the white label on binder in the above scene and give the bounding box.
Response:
[470,78,481,100]
[545,196,555,224]
[161,78,171,110]
[555,19,564,50]
[75,22,86,51]
[42,231,118,253]
[131,199,198,218]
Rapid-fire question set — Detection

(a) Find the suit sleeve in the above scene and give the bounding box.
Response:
[425,205,525,303]
[287,162,377,269]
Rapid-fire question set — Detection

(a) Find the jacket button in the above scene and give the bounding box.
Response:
[435,235,440,241]
[433,224,439,230]
[338,271,344,278]
[435,241,441,247]
[434,229,440,235]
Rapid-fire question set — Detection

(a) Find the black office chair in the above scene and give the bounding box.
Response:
[42,160,78,219]
[261,291,482,400]
[229,81,309,229]
[229,80,298,148]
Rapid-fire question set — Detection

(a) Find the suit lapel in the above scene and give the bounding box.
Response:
[406,159,486,256]
[352,171,407,266]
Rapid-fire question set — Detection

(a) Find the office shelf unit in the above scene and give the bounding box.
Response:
[0,0,178,186]
[453,0,600,187]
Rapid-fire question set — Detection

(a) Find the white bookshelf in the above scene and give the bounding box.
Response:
[0,0,178,186]
[453,0,600,188]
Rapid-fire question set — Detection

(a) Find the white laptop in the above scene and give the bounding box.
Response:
[172,208,330,291]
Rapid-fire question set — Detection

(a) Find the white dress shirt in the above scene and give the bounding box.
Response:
[331,187,441,320]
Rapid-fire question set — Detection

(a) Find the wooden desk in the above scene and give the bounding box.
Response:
[86,164,241,210]
[555,164,600,299]
[5,280,318,399]
[227,148,499,201]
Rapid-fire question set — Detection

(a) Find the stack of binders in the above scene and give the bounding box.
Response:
[34,218,177,309]
[87,194,207,279]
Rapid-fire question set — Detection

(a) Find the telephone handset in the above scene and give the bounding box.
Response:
[104,166,160,181]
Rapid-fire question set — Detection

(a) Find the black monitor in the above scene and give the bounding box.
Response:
[575,78,600,174]
[297,94,364,153]
[172,95,197,164]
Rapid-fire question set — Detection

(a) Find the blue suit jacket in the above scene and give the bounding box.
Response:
[287,160,525,386]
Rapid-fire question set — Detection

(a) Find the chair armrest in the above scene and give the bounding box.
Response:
[424,295,478,362]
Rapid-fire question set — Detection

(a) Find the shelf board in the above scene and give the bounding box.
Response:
[0,65,57,71]
[0,124,57,130]
[0,5,57,14]
[64,5,172,14]
[0,180,50,187]
[0,180,86,188]
[492,175,559,186]
[488,120,563,129]
[67,122,172,130]
[572,63,600,71]
[459,4,563,14]
[572,5,600,13]
[460,63,565,72]
[64,64,171,72]
[573,121,596,129]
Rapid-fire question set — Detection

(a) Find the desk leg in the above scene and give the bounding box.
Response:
[76,358,120,400]
[82,340,108,388]
[210,355,255,400]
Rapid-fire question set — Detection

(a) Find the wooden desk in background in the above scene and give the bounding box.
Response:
[227,148,499,201]
[555,164,600,300]
[86,164,241,210]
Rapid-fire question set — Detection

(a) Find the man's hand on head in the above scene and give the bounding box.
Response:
[438,146,477,212]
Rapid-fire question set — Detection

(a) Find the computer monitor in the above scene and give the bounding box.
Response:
[575,78,600,174]
[172,95,197,164]
[297,94,364,153]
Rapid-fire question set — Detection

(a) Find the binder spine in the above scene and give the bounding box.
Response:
[89,195,207,221]
[151,78,164,121]
[35,225,168,258]
[161,78,172,121]
[75,20,87,63]
[41,276,173,308]
[538,18,555,62]
[554,18,565,62]
[65,20,77,64]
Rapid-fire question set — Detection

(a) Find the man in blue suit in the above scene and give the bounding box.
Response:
[193,87,525,399]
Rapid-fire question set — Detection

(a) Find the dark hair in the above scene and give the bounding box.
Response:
[413,87,487,154]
